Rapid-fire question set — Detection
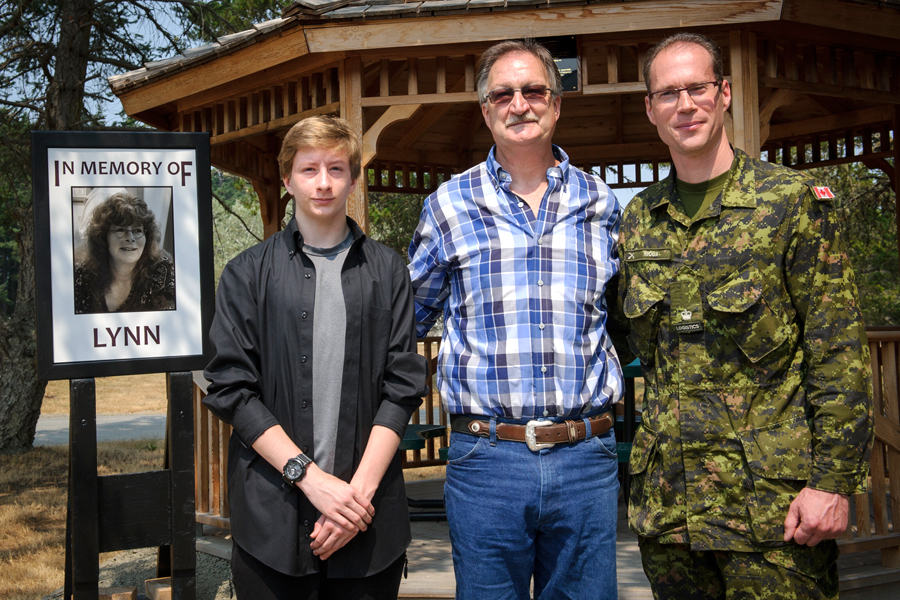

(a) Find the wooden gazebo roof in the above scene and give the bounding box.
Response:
[110,0,900,237]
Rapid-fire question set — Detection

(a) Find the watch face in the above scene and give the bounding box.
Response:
[285,461,303,481]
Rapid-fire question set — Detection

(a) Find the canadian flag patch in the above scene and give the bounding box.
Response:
[813,186,835,199]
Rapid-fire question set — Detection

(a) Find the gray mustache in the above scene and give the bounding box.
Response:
[505,113,539,126]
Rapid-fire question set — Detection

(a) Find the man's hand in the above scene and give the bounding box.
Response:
[299,465,375,534]
[310,514,358,559]
[783,487,849,546]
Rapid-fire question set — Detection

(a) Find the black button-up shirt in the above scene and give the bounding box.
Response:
[204,217,427,577]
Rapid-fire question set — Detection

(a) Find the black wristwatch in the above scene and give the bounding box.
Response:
[282,453,314,485]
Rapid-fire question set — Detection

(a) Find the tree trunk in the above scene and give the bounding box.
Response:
[45,0,94,130]
[0,209,47,454]
[0,0,93,454]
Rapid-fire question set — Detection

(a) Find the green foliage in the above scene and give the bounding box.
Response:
[210,169,262,286]
[367,192,426,262]
[809,161,900,326]
[174,0,291,44]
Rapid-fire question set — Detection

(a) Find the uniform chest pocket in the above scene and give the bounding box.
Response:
[623,274,666,366]
[706,265,790,363]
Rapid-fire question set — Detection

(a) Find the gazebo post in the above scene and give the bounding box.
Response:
[729,30,761,158]
[341,55,368,232]
[894,106,900,275]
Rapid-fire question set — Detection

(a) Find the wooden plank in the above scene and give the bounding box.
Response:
[97,472,171,552]
[408,57,419,96]
[607,46,620,85]
[360,91,478,107]
[782,0,900,43]
[380,59,390,96]
[304,0,784,53]
[882,341,900,568]
[582,81,648,96]
[341,55,368,232]
[788,150,894,171]
[730,30,761,158]
[210,102,341,146]
[875,413,900,454]
[758,89,797,145]
[119,29,310,116]
[760,76,900,105]
[766,106,894,141]
[838,533,900,554]
[852,490,870,540]
[436,56,446,94]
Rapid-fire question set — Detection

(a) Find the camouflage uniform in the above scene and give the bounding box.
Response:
[619,149,873,593]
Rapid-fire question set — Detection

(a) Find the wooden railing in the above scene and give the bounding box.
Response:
[192,372,231,529]
[838,327,900,569]
[192,337,449,529]
[402,337,447,469]
[193,329,898,539]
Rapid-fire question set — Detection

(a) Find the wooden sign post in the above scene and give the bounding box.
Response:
[63,372,196,600]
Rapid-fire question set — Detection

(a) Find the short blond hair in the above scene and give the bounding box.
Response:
[278,116,362,181]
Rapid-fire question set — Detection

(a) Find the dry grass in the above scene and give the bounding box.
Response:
[43,374,169,415]
[0,440,165,600]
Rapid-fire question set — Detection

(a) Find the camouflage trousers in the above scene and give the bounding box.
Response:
[638,536,840,599]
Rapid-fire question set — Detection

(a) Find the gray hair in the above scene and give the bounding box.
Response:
[643,32,724,94]
[476,39,563,105]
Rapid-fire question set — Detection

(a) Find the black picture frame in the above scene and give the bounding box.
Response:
[32,131,214,380]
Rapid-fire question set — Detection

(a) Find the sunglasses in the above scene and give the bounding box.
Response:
[486,85,552,105]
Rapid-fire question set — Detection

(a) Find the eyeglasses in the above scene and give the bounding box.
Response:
[647,81,722,105]
[486,85,552,105]
[110,227,145,240]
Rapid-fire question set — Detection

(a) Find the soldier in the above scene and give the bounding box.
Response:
[619,32,873,598]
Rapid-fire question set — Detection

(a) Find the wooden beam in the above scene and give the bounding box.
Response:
[876,413,900,455]
[760,77,900,105]
[838,533,900,554]
[781,0,900,42]
[304,0,784,53]
[759,89,797,145]
[785,150,893,171]
[210,102,340,146]
[562,141,671,162]
[340,56,368,232]
[118,30,311,117]
[582,82,647,96]
[362,104,422,167]
[397,74,470,148]
[730,30,760,158]
[895,106,900,277]
[360,91,478,107]
[766,105,893,141]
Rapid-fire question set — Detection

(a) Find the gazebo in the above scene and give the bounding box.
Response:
[110,0,900,592]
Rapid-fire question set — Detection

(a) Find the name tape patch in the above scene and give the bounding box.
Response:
[625,248,673,262]
[674,322,704,334]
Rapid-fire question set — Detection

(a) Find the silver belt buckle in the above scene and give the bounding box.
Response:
[525,419,554,452]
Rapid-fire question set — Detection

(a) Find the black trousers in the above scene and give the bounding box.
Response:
[231,542,406,600]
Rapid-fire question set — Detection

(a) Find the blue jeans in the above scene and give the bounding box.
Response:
[444,421,619,600]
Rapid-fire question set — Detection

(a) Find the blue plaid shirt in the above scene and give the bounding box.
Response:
[408,146,625,419]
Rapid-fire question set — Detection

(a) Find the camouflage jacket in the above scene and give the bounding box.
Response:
[619,149,873,552]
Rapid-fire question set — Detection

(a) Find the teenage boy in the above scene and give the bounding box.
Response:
[204,115,427,599]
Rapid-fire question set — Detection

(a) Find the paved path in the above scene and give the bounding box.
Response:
[34,412,167,446]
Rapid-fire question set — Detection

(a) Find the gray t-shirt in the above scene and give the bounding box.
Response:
[304,232,353,475]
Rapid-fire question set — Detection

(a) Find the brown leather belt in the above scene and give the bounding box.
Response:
[450,412,614,452]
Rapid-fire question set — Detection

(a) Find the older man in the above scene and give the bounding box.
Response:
[408,39,624,599]
[619,32,873,599]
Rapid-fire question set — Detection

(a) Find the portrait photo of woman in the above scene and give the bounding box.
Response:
[73,187,176,314]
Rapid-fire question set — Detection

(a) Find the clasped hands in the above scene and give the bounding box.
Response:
[297,465,375,560]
